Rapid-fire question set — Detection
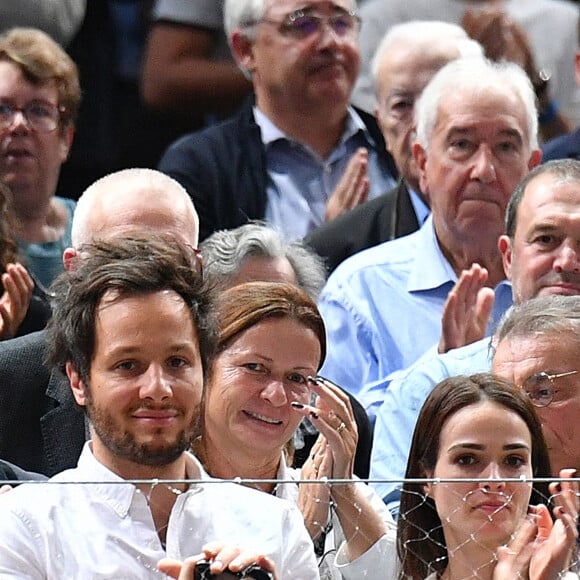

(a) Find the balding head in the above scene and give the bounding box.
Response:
[65,168,199,269]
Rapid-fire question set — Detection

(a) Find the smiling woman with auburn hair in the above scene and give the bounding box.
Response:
[194,281,398,579]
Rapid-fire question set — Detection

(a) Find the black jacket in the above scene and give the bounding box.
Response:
[304,180,421,274]
[159,97,398,242]
[0,331,85,476]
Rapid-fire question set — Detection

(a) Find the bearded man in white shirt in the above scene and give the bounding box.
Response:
[0,235,317,579]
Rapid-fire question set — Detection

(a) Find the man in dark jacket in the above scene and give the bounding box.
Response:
[0,168,200,476]
[158,0,399,242]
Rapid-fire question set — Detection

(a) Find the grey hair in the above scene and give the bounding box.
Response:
[224,0,266,43]
[415,57,539,151]
[200,222,327,300]
[71,168,199,248]
[224,0,358,44]
[505,159,580,238]
[494,295,580,354]
[370,20,483,85]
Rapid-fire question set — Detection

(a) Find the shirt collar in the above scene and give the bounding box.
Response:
[253,105,375,150]
[406,215,458,292]
[408,186,430,225]
[73,443,209,518]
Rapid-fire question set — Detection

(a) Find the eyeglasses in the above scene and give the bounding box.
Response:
[254,9,361,40]
[0,100,63,133]
[522,370,578,407]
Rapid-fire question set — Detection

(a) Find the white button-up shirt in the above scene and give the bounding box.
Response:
[0,443,319,579]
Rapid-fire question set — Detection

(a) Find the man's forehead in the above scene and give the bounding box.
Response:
[493,335,562,379]
[434,86,527,130]
[265,0,354,13]
[523,174,580,207]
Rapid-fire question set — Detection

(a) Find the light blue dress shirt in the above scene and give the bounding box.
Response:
[408,187,430,225]
[254,106,397,240]
[318,215,513,417]
[369,337,495,513]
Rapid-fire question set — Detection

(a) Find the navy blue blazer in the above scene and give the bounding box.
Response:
[542,127,580,162]
[158,97,398,242]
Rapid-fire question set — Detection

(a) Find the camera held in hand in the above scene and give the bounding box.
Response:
[194,560,274,580]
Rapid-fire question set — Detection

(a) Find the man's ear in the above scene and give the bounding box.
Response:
[66,361,87,407]
[498,235,513,280]
[231,30,255,73]
[413,142,430,203]
[528,149,542,170]
[62,247,78,271]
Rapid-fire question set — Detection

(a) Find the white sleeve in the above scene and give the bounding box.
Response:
[0,502,45,579]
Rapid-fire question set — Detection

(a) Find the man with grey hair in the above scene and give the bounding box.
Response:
[493,294,580,476]
[0,168,201,476]
[158,0,399,243]
[318,57,541,413]
[201,221,327,300]
[305,20,482,273]
[370,159,580,512]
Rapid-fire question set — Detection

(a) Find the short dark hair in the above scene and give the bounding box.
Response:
[46,235,215,385]
[505,159,580,238]
[398,373,551,579]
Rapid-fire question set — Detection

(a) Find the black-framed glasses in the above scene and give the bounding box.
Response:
[0,100,63,133]
[522,370,578,407]
[254,9,361,40]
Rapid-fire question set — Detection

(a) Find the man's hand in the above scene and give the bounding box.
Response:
[325,148,370,222]
[0,263,34,340]
[438,264,494,354]
[158,541,278,579]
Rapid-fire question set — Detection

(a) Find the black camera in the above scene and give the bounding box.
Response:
[193,560,274,580]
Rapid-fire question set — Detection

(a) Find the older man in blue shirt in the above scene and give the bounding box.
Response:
[318,57,542,415]
[370,158,580,513]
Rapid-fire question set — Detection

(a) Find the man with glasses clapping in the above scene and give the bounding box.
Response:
[158,0,399,242]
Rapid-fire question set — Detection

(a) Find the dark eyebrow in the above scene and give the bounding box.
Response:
[448,443,482,452]
[448,442,530,452]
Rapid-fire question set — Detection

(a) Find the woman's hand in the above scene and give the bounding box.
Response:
[303,376,358,480]
[494,469,578,580]
[158,541,277,579]
[297,434,332,540]
[292,377,387,562]
[0,263,34,340]
[529,469,578,580]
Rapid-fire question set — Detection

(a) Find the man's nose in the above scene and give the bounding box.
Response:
[471,145,496,184]
[139,365,172,401]
[554,241,580,273]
